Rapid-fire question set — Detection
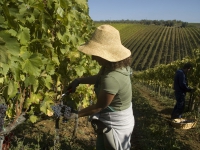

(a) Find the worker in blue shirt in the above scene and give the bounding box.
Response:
[171,63,194,119]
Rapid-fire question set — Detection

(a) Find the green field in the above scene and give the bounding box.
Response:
[95,23,200,70]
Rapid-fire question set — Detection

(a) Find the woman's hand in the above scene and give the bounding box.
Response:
[67,79,80,93]
[78,90,115,117]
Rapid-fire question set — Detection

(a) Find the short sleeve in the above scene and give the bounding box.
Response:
[101,75,119,95]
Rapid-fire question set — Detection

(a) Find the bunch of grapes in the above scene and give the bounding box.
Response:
[0,104,8,131]
[63,106,72,119]
[51,104,72,123]
[51,104,62,118]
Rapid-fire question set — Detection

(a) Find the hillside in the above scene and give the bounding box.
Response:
[95,23,200,70]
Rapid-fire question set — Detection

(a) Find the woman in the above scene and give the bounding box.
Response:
[67,24,135,150]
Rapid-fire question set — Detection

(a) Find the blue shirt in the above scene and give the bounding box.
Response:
[173,69,191,93]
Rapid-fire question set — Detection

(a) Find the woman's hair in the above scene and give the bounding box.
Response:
[105,56,132,70]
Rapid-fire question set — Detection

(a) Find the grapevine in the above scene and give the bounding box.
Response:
[133,49,200,112]
[0,0,98,128]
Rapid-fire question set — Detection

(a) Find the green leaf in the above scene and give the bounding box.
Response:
[0,31,20,56]
[42,76,53,89]
[52,56,60,65]
[67,51,80,63]
[0,46,9,64]
[10,65,21,81]
[57,31,68,43]
[45,0,54,9]
[74,66,86,77]
[26,14,35,23]
[74,0,87,8]
[31,2,45,12]
[30,115,38,123]
[21,54,43,76]
[57,7,64,18]
[43,39,54,49]
[69,33,78,45]
[33,80,39,93]
[7,81,18,98]
[26,93,43,108]
[0,77,4,84]
[40,96,54,114]
[0,63,9,76]
[20,51,31,60]
[17,26,30,45]
[20,74,25,81]
[20,46,28,53]
[60,46,70,54]
[46,63,55,75]
[7,29,17,37]
[18,5,26,12]
[24,75,37,87]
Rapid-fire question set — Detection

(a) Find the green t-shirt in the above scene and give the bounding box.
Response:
[95,67,132,111]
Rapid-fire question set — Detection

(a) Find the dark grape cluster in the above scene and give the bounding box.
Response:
[0,104,7,131]
[63,106,71,119]
[51,104,72,122]
[51,104,62,118]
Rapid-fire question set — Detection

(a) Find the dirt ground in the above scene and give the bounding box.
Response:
[133,84,200,150]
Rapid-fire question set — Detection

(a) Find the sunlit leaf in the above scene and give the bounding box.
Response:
[74,66,86,77]
[74,0,87,8]
[40,96,54,114]
[47,109,53,116]
[7,81,18,97]
[0,77,4,84]
[30,115,38,123]
[7,29,17,37]
[57,7,64,18]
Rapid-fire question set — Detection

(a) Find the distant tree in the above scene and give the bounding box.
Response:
[181,22,188,27]
[160,20,165,25]
[164,20,174,27]
[152,20,160,25]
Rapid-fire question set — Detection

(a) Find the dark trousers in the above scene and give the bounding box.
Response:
[171,92,186,119]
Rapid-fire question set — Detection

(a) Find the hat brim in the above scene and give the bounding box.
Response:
[78,40,131,62]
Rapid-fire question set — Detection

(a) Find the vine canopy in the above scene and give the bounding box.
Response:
[0,0,99,123]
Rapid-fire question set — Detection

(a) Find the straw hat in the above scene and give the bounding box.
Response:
[78,24,131,62]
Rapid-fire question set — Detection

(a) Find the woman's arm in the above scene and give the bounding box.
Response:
[77,75,99,85]
[78,90,115,117]
[67,75,99,92]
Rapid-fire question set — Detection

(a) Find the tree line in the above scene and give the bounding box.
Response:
[95,19,189,27]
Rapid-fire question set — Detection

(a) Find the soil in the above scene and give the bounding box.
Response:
[132,84,200,150]
[9,84,200,150]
